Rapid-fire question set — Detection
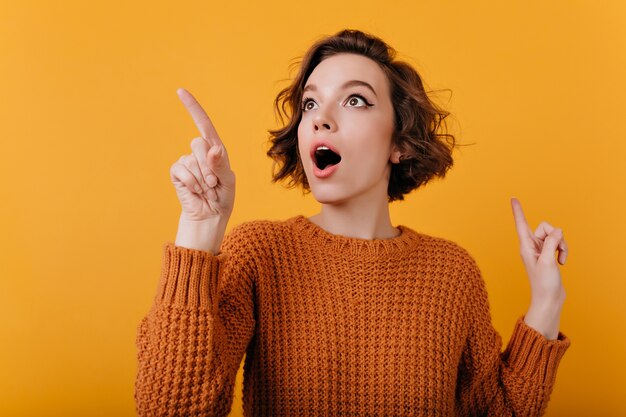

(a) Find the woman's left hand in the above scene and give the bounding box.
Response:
[510,197,568,338]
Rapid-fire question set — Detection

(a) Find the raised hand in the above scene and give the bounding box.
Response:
[510,197,568,339]
[170,88,236,221]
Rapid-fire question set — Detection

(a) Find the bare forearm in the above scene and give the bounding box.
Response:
[524,300,564,340]
[175,214,229,254]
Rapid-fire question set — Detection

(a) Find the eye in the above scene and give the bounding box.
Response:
[345,94,372,108]
[302,97,317,112]
[301,94,372,112]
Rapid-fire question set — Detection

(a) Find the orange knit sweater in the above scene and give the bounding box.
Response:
[135,215,571,416]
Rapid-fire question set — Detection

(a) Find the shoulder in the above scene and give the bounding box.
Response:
[412,231,479,268]
[227,217,289,238]
[414,234,490,305]
[412,231,484,287]
[221,217,290,253]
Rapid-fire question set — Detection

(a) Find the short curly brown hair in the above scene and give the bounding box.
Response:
[266,29,459,202]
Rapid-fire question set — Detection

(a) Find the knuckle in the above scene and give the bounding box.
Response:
[191,137,208,153]
[181,154,196,168]
[171,161,186,174]
[174,167,188,180]
[190,136,204,147]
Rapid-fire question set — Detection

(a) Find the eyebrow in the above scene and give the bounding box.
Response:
[303,79,377,97]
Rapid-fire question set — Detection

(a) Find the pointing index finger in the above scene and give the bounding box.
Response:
[176,88,223,147]
[511,197,532,243]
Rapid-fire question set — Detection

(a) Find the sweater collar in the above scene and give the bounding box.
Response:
[288,215,422,258]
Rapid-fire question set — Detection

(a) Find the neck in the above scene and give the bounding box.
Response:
[309,195,399,241]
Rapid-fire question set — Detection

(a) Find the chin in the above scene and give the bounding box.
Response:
[309,186,353,205]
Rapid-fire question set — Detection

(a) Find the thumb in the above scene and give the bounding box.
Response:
[538,228,563,265]
[206,145,228,176]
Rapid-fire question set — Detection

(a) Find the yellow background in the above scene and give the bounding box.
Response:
[1,0,624,415]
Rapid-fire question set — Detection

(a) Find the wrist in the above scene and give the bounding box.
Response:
[524,303,564,340]
[175,214,229,254]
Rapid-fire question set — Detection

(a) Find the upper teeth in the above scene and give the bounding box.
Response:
[316,146,330,151]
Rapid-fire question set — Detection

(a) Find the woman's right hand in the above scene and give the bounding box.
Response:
[170,88,236,221]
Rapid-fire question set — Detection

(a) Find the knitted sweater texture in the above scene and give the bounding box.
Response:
[135,215,571,416]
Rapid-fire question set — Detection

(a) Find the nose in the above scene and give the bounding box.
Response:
[313,111,337,133]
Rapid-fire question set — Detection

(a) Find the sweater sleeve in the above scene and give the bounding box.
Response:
[455,256,571,417]
[134,224,257,417]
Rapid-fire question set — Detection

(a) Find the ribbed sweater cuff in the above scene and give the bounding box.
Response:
[154,242,228,309]
[502,315,571,387]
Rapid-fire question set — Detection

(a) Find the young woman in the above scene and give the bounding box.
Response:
[135,29,570,416]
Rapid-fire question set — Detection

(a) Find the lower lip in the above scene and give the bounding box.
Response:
[313,162,340,179]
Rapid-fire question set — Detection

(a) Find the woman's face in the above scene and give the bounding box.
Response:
[297,53,400,206]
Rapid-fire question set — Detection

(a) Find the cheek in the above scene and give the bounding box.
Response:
[297,116,309,141]
[297,122,304,143]
[296,122,309,166]
[350,118,393,153]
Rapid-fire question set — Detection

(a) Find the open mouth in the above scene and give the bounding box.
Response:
[313,146,342,170]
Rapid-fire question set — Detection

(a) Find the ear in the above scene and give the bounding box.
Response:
[390,147,402,164]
